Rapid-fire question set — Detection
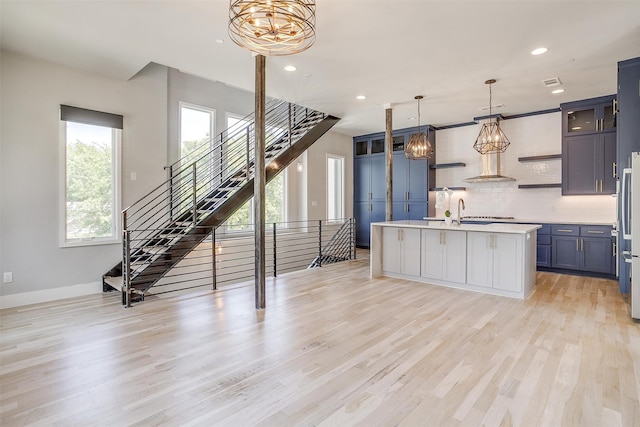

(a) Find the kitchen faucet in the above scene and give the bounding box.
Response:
[457,199,465,225]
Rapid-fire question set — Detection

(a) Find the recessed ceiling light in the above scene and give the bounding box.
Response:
[552,88,565,94]
[531,47,548,55]
[356,95,366,100]
[284,65,297,72]
[215,39,224,44]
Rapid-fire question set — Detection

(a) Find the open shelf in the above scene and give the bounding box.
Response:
[518,154,562,162]
[430,187,466,191]
[518,183,562,189]
[429,162,466,169]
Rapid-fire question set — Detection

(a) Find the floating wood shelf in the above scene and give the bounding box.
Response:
[430,187,466,191]
[429,162,466,169]
[517,154,562,162]
[518,183,562,189]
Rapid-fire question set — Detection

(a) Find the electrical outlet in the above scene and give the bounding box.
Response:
[3,272,13,283]
[131,172,137,181]
[311,200,318,207]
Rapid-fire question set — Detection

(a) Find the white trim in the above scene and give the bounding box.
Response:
[326,153,345,221]
[59,118,122,248]
[0,281,104,310]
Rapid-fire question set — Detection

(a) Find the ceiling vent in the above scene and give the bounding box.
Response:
[542,77,562,87]
[479,103,505,111]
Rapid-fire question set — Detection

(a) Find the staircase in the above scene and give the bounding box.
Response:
[103,99,339,305]
[307,219,356,269]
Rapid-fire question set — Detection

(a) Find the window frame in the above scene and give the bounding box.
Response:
[179,102,216,160]
[58,118,122,248]
[326,153,345,221]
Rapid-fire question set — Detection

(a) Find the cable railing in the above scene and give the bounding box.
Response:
[122,218,356,306]
[119,99,328,293]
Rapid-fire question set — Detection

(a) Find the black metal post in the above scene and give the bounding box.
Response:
[212,227,217,291]
[318,220,322,267]
[273,222,277,277]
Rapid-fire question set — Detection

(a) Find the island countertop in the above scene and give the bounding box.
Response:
[372,220,541,234]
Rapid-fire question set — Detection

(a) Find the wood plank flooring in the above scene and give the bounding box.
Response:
[1,256,639,426]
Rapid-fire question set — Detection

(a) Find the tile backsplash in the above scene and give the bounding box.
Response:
[434,112,616,224]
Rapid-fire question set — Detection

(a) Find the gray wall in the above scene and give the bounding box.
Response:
[0,50,353,301]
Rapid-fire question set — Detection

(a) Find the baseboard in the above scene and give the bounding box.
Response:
[0,281,103,310]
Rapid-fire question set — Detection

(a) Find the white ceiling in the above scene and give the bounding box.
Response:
[1,0,639,136]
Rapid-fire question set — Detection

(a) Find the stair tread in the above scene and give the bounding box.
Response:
[103,276,123,290]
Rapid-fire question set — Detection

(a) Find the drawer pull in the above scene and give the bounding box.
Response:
[586,230,604,234]
[557,229,573,233]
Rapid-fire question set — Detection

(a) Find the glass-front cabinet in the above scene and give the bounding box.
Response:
[562,94,616,136]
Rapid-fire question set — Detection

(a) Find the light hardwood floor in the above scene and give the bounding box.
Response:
[1,256,639,426]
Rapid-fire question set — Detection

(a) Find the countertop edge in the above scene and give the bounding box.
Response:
[372,220,541,234]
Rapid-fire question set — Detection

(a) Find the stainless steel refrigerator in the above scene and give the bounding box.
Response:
[622,151,640,319]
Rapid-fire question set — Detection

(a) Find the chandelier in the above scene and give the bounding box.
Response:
[473,79,510,154]
[405,95,433,160]
[228,1,316,56]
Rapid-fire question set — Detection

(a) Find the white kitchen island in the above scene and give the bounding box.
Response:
[370,220,541,299]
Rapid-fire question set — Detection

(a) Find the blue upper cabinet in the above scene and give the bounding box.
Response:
[562,94,616,137]
[617,58,640,171]
[561,95,617,195]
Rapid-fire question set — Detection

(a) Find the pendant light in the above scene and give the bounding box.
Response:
[405,95,433,160]
[228,1,316,56]
[473,79,510,154]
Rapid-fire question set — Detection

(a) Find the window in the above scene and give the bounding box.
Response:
[224,114,286,232]
[180,103,215,160]
[327,154,344,220]
[59,105,122,246]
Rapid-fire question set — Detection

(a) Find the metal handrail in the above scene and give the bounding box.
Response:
[120,99,328,291]
[122,218,355,306]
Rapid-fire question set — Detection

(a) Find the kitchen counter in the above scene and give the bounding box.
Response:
[378,220,540,234]
[371,220,538,299]
[424,217,615,227]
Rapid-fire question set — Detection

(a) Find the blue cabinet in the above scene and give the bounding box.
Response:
[617,57,640,294]
[536,224,551,267]
[551,224,613,274]
[561,95,617,195]
[353,127,434,247]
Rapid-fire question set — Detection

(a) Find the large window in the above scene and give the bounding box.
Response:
[180,103,215,160]
[225,114,286,231]
[59,105,122,246]
[327,154,344,220]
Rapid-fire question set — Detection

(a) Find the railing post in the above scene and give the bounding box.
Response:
[352,218,357,260]
[167,165,174,221]
[124,229,132,308]
[192,163,197,226]
[246,125,251,180]
[318,219,322,267]
[212,227,217,291]
[288,103,292,147]
[273,222,277,277]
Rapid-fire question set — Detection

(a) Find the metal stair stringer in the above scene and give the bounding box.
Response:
[125,114,341,295]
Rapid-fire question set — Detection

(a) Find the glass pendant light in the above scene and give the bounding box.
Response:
[405,95,433,160]
[473,79,510,154]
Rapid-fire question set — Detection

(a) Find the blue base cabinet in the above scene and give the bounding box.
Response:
[536,224,551,267]
[550,224,613,274]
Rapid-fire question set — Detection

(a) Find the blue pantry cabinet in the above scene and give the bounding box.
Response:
[354,127,434,247]
[561,95,617,195]
[617,57,640,294]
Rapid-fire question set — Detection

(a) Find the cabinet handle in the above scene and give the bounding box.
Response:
[600,179,603,192]
[613,162,617,178]
[613,99,618,115]
[576,238,579,251]
[581,238,584,251]
[586,230,604,234]
[557,229,573,233]
[613,241,616,255]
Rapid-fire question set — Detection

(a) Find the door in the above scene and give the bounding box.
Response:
[582,237,612,273]
[563,135,598,194]
[602,132,617,193]
[354,157,370,201]
[354,202,370,247]
[552,236,580,269]
[421,230,443,280]
[401,228,422,277]
[442,230,466,284]
[393,153,408,202]
[382,227,402,274]
[408,158,428,201]
[370,156,386,201]
[466,232,493,288]
[493,234,521,292]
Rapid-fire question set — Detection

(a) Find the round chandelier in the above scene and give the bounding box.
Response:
[228,1,316,56]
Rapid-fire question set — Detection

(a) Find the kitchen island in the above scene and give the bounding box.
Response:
[371,220,541,299]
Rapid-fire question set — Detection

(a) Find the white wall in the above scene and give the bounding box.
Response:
[0,50,353,306]
[0,51,168,302]
[434,112,616,223]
